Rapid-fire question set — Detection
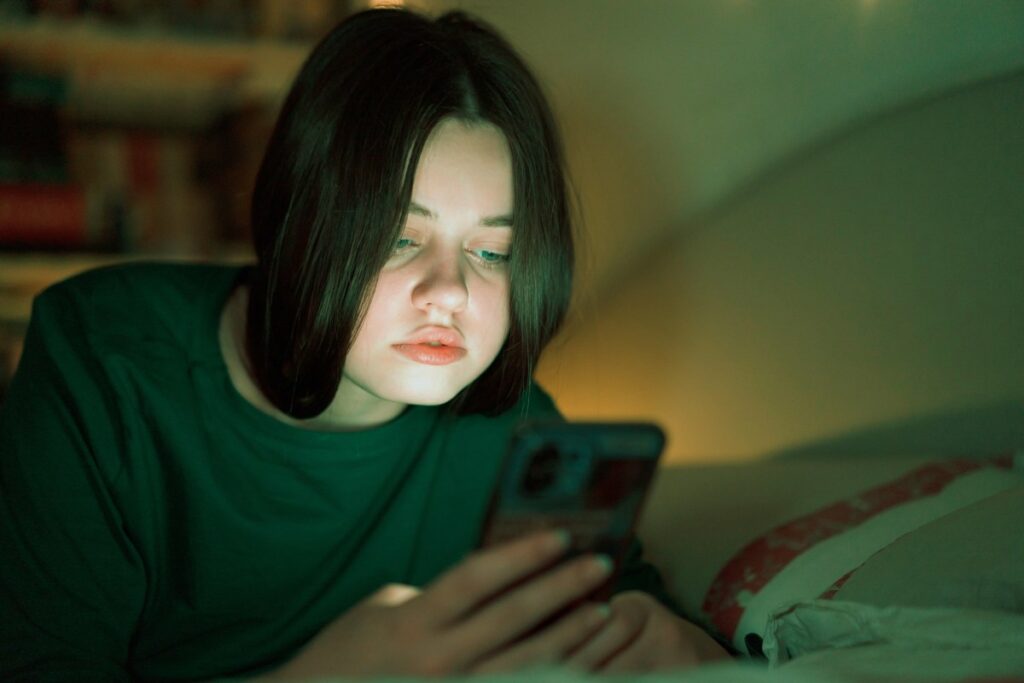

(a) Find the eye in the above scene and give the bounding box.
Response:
[471,248,510,266]
[393,236,418,253]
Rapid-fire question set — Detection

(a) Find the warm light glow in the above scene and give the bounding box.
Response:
[368,0,405,7]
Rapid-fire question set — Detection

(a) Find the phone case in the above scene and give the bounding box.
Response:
[479,420,665,602]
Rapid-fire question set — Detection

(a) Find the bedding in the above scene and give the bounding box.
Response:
[700,455,1022,654]
[764,600,1024,681]
[631,450,1024,682]
[637,454,945,623]
[831,485,1024,611]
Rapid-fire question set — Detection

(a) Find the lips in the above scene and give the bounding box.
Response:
[393,327,467,366]
[402,327,463,347]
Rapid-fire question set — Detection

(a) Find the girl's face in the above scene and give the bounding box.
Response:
[332,118,514,426]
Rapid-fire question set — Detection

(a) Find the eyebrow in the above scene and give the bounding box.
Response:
[408,201,513,228]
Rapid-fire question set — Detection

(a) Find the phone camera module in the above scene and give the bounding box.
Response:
[521,445,561,496]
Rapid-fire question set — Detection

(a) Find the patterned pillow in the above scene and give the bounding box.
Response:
[701,454,1022,655]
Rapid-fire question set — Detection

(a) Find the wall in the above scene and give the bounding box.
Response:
[539,71,1024,461]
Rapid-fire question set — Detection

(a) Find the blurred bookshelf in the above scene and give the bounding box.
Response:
[0,0,374,400]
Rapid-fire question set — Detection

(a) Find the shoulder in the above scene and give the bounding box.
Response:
[35,261,243,351]
[39,260,240,321]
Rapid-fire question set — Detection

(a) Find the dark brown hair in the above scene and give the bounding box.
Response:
[246,8,574,419]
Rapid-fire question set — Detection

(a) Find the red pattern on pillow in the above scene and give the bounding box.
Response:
[702,456,1013,643]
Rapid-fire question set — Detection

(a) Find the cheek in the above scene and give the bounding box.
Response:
[350,276,402,349]
[477,278,511,335]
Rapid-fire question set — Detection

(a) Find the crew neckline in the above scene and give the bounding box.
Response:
[193,264,437,456]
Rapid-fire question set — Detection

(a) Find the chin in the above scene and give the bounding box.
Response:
[383,376,468,407]
[405,393,459,407]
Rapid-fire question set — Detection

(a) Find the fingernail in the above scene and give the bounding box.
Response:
[589,554,613,579]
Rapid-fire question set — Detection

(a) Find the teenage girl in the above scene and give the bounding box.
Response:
[0,9,728,680]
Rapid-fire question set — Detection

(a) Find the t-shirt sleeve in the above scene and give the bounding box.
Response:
[0,285,144,681]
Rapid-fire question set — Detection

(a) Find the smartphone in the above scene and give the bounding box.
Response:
[478,420,666,606]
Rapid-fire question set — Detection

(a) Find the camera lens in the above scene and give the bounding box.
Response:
[521,445,560,496]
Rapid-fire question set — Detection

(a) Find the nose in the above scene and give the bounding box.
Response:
[410,245,469,315]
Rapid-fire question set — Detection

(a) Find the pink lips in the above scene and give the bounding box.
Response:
[393,327,467,366]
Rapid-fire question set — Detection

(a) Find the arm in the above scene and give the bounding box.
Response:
[0,287,145,681]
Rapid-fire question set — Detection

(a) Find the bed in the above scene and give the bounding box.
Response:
[277,451,1024,682]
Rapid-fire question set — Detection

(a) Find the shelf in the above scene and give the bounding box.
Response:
[0,16,287,390]
[0,18,311,127]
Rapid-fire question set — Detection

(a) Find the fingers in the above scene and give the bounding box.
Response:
[599,614,707,673]
[417,530,570,624]
[468,603,611,675]
[599,636,655,674]
[564,593,649,672]
[444,552,614,668]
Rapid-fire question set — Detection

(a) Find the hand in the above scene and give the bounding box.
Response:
[565,590,730,673]
[259,530,615,679]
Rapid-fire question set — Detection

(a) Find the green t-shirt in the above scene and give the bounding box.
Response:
[0,262,677,681]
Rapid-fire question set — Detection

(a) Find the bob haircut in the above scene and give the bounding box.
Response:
[246,8,575,419]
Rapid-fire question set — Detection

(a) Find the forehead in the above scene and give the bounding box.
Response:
[410,119,514,217]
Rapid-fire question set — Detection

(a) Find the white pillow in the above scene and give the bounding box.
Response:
[699,455,1022,654]
[833,485,1024,610]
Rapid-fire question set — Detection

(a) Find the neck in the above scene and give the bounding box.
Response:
[218,285,406,432]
